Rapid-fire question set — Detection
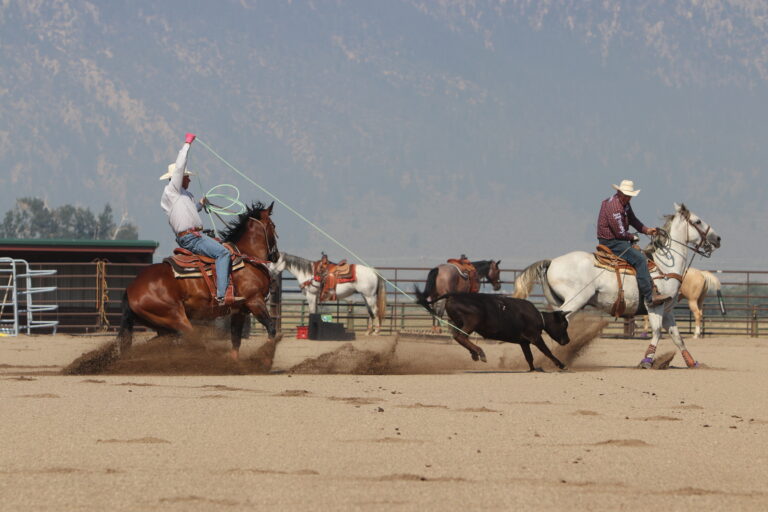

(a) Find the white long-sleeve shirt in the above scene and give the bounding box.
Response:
[160,143,204,235]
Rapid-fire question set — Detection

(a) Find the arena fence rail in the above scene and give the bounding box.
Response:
[5,262,768,339]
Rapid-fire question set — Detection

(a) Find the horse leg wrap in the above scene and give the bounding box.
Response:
[681,349,698,368]
[638,344,656,369]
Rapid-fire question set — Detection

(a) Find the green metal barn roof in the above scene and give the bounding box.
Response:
[0,238,158,248]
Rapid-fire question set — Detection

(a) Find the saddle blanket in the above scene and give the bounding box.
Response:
[164,257,246,279]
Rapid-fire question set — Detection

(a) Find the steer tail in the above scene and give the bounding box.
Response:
[423,267,438,299]
[116,291,136,352]
[413,286,436,315]
[376,275,387,326]
[513,259,551,299]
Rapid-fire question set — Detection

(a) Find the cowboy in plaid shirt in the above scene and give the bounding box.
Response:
[597,180,670,307]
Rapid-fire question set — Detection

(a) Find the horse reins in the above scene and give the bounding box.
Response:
[248,216,279,262]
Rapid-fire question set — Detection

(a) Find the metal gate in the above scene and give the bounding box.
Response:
[0,258,58,336]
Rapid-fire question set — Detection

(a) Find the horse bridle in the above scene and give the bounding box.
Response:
[249,216,279,262]
[653,213,714,259]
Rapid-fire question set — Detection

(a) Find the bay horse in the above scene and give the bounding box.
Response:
[118,201,278,363]
[640,267,725,339]
[269,252,387,335]
[414,288,570,368]
[513,203,721,369]
[422,259,502,331]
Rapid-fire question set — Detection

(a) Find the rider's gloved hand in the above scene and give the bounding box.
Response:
[185,133,196,144]
[631,234,640,243]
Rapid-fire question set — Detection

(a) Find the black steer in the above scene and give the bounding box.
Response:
[414,288,570,371]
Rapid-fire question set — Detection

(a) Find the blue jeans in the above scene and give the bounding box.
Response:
[599,238,653,303]
[177,233,230,298]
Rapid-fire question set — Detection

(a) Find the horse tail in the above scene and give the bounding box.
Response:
[413,286,436,315]
[701,270,721,292]
[376,275,387,326]
[513,259,551,299]
[423,267,439,299]
[700,270,726,316]
[117,291,136,352]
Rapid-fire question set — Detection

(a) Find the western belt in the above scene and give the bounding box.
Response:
[177,227,203,238]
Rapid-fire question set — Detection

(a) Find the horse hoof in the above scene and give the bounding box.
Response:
[229,349,239,362]
[471,352,479,361]
[478,351,487,363]
[638,358,653,369]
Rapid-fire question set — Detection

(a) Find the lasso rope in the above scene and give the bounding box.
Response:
[201,184,247,238]
[194,137,469,335]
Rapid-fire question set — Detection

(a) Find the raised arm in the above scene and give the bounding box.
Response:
[169,138,192,192]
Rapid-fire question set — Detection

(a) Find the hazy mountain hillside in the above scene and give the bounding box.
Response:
[1,1,767,267]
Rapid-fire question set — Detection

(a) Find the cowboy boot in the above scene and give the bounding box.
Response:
[649,285,671,306]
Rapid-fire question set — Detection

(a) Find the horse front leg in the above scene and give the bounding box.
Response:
[639,309,664,369]
[691,298,704,339]
[665,314,699,368]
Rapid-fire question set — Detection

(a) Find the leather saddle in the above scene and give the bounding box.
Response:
[593,245,659,318]
[593,244,657,275]
[446,257,479,293]
[162,243,246,303]
[311,254,357,302]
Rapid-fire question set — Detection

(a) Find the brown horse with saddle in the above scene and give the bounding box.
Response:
[422,256,502,332]
[118,202,278,364]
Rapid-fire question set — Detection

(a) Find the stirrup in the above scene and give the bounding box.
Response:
[216,295,245,306]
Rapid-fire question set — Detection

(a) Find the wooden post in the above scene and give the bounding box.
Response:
[751,305,758,337]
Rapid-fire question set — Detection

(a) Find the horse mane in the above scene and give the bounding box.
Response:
[471,260,492,277]
[220,201,267,243]
[282,252,314,275]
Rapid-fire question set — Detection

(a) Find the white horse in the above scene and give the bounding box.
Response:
[269,252,387,335]
[513,203,721,369]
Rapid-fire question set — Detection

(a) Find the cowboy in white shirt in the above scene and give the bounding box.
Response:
[160,133,243,306]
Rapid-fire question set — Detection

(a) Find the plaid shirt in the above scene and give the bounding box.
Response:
[596,193,648,241]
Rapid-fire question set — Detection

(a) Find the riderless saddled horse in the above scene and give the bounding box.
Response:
[422,257,502,331]
[118,202,279,364]
[513,204,721,369]
[269,252,387,335]
[640,267,726,339]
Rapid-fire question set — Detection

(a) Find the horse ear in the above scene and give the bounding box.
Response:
[267,201,274,215]
[497,260,501,266]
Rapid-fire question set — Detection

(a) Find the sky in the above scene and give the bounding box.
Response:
[1,0,767,270]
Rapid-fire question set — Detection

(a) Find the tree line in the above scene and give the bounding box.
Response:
[0,197,138,240]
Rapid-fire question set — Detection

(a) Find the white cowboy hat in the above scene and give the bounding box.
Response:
[159,163,195,180]
[612,179,640,197]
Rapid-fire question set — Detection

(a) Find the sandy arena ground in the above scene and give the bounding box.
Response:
[1,320,767,511]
